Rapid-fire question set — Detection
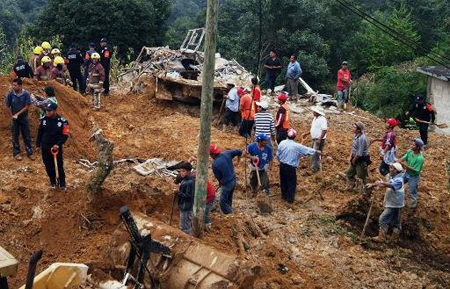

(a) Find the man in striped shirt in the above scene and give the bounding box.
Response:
[254,101,276,147]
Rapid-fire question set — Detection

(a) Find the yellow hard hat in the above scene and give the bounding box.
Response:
[91,52,101,60]
[53,56,65,66]
[33,46,43,54]
[41,56,51,65]
[41,41,51,50]
[51,48,61,55]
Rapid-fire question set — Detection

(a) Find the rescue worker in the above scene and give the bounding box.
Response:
[277,129,320,204]
[405,94,435,147]
[367,162,405,243]
[346,121,371,190]
[99,38,111,95]
[50,48,61,64]
[87,52,105,110]
[370,118,398,177]
[210,144,242,214]
[83,42,97,90]
[41,41,52,58]
[36,102,69,190]
[34,56,52,81]
[246,134,273,196]
[239,88,256,138]
[29,46,43,73]
[50,56,68,85]
[275,94,290,144]
[4,78,34,160]
[65,43,84,93]
[13,56,34,78]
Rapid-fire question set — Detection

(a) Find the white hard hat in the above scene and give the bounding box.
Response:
[311,106,325,116]
[391,162,403,172]
[256,100,269,109]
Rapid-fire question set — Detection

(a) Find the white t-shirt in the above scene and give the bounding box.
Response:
[310,116,328,139]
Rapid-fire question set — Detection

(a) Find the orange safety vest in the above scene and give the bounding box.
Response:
[281,103,290,129]
[241,94,256,120]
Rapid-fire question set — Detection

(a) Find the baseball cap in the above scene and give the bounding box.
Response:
[209,144,221,155]
[100,38,107,43]
[44,102,58,111]
[256,134,269,142]
[391,162,403,172]
[256,101,269,110]
[287,128,297,139]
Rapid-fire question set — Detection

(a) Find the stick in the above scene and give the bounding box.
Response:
[169,193,176,225]
[253,159,262,188]
[214,98,226,125]
[360,193,375,239]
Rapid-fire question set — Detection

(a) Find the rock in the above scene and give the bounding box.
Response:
[291,274,304,285]
[288,236,297,244]
[32,206,43,219]
[303,243,313,250]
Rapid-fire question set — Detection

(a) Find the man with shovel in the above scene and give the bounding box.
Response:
[405,94,435,147]
[246,134,273,197]
[36,102,69,191]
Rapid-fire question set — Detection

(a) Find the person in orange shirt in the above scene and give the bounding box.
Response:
[275,94,290,144]
[251,77,261,101]
[239,88,256,138]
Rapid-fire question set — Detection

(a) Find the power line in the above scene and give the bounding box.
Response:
[339,0,450,64]
[336,0,450,69]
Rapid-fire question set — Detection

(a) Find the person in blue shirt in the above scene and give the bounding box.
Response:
[210,144,242,214]
[366,162,405,243]
[246,134,273,196]
[4,78,34,161]
[285,55,302,100]
[277,129,320,203]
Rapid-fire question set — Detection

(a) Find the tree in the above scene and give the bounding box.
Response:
[355,3,420,72]
[29,0,171,56]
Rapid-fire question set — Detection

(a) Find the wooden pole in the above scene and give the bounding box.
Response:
[192,0,219,238]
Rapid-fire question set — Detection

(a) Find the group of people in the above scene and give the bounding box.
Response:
[4,79,69,190]
[13,39,111,110]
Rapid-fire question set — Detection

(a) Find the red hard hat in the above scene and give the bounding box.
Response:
[278,94,288,102]
[210,144,221,156]
[385,118,398,127]
[237,88,246,96]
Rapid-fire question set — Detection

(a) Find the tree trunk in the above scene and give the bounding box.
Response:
[192,0,219,238]
[86,126,114,203]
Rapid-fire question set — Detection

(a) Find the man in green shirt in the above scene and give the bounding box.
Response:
[399,138,424,208]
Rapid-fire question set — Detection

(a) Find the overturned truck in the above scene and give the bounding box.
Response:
[120,46,253,104]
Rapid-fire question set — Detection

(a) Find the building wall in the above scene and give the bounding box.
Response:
[428,77,450,124]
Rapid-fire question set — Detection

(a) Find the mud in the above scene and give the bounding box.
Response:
[0,76,449,288]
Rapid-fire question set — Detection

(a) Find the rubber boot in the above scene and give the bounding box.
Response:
[391,228,400,243]
[372,229,387,243]
[346,179,355,190]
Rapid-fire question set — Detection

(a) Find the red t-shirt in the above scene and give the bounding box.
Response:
[206,182,215,204]
[252,87,261,101]
[337,69,351,91]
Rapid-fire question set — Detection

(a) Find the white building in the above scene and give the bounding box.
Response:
[417,66,450,129]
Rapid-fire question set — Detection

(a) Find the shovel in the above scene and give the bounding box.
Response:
[51,147,59,185]
[253,158,273,214]
[253,158,262,188]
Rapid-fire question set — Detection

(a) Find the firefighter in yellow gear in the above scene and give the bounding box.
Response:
[34,56,52,81]
[29,46,43,73]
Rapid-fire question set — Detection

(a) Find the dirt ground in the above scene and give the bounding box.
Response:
[0,75,449,288]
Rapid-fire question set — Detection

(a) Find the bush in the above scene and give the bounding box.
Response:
[352,61,427,120]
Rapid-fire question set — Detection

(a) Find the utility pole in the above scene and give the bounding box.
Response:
[192,0,219,238]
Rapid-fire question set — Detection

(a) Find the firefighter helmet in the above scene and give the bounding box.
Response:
[53,56,65,66]
[41,56,51,65]
[51,48,61,55]
[33,46,43,55]
[91,52,101,60]
[41,41,51,50]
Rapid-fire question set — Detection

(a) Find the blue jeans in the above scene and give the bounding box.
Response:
[220,181,236,214]
[180,210,193,235]
[337,89,348,105]
[379,207,401,232]
[403,172,420,207]
[204,197,215,224]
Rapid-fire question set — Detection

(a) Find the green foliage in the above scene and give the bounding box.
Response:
[355,3,420,72]
[165,16,202,49]
[352,61,427,119]
[110,46,134,84]
[29,0,171,56]
[0,26,14,74]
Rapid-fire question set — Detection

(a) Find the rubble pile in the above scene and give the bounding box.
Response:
[119,46,253,97]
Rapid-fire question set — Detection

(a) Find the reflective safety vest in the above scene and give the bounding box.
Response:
[281,103,290,129]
